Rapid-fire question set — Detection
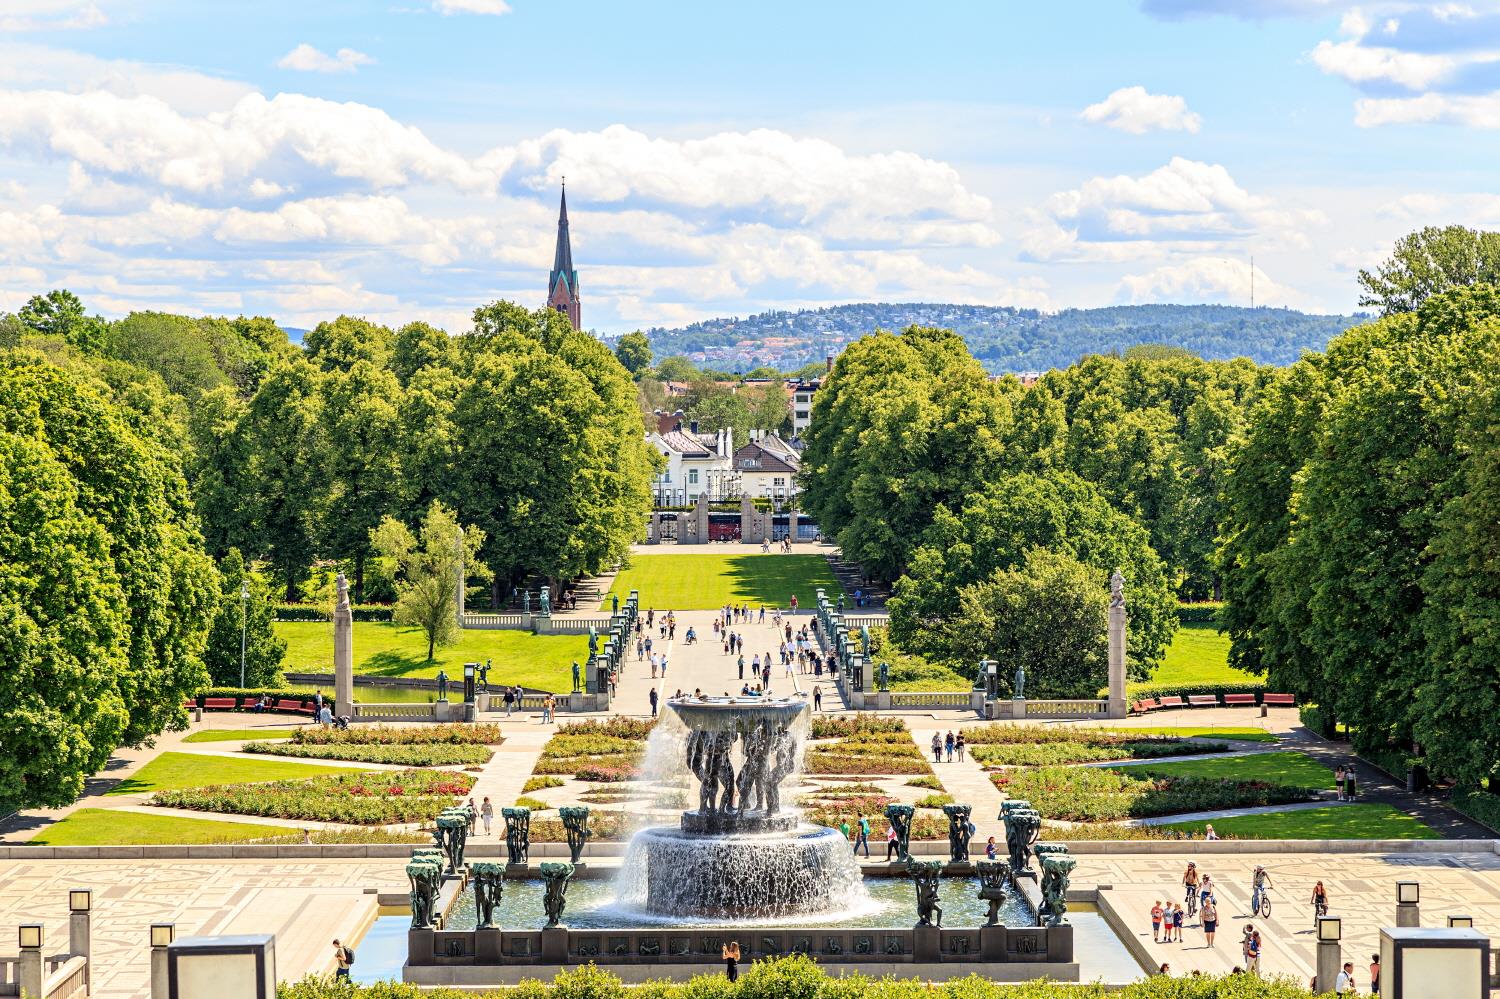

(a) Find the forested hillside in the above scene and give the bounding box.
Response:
[644,303,1360,372]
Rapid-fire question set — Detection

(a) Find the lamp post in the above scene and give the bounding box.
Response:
[1379,926,1490,998]
[18,925,43,999]
[151,924,175,999]
[167,934,275,999]
[1397,880,1421,927]
[69,887,92,987]
[239,580,250,688]
[1315,915,1342,994]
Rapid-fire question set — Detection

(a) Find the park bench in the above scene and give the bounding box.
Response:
[1222,693,1257,707]
[275,698,316,715]
[1187,694,1220,708]
[1156,695,1187,709]
[1262,693,1297,707]
[202,697,239,710]
[1132,698,1160,713]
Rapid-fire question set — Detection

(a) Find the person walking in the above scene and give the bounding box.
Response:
[1172,903,1185,942]
[1334,765,1347,801]
[1369,954,1380,995]
[1151,900,1164,943]
[955,732,966,762]
[649,687,659,718]
[481,796,494,835]
[985,836,997,861]
[1343,767,1358,801]
[931,733,943,762]
[1200,896,1218,948]
[839,818,850,842]
[466,797,478,834]
[857,815,871,857]
[737,654,745,679]
[722,941,740,982]
[944,731,955,762]
[1335,962,1356,994]
[331,940,352,980]
[885,822,900,861]
[503,685,515,716]
[1247,929,1263,975]
[542,693,555,724]
[1241,924,1255,966]
[813,686,822,711]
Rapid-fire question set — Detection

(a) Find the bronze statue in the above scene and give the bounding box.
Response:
[559,806,591,864]
[943,803,972,862]
[540,862,574,927]
[502,806,531,865]
[884,803,914,863]
[908,860,943,927]
[470,862,505,929]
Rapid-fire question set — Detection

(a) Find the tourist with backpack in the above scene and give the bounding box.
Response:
[332,939,353,979]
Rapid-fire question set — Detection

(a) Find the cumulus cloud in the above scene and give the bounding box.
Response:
[1081,86,1202,133]
[0,42,254,114]
[1355,90,1500,125]
[277,44,376,74]
[431,0,511,13]
[0,1,106,32]
[1311,38,1458,89]
[1117,257,1297,306]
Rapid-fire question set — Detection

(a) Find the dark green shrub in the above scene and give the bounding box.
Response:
[1451,786,1500,833]
[1176,601,1224,624]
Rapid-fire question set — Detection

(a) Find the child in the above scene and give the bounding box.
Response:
[1151,900,1164,943]
[1172,903,1185,942]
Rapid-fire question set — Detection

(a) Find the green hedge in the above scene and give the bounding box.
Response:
[278,956,1316,998]
[1354,741,1419,782]
[1451,786,1500,834]
[273,604,394,622]
[1176,601,1224,624]
[1128,680,1268,702]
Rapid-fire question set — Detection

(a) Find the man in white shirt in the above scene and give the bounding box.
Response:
[1334,962,1355,993]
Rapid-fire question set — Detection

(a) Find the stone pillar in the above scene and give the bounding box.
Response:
[1396,902,1421,927]
[18,945,42,999]
[334,572,354,719]
[1315,940,1342,995]
[1107,569,1128,719]
[150,944,170,999]
[540,926,568,962]
[70,904,91,991]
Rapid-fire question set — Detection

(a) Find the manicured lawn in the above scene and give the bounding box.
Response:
[29,808,281,846]
[1119,750,1335,788]
[605,553,843,610]
[1103,726,1278,743]
[183,728,295,743]
[1159,804,1439,840]
[1131,622,1259,692]
[275,621,587,688]
[105,752,354,796]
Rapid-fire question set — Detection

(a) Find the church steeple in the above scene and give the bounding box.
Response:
[547,182,580,329]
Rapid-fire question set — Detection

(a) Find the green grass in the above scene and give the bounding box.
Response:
[105,752,354,796]
[274,621,588,687]
[1117,750,1335,788]
[1103,726,1278,743]
[1131,622,1259,693]
[1159,803,1440,840]
[183,728,296,743]
[29,808,284,845]
[605,553,842,610]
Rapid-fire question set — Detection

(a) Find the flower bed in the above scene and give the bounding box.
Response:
[572,762,641,782]
[969,739,1226,768]
[796,793,895,813]
[540,733,644,758]
[528,811,628,842]
[523,776,565,793]
[150,769,475,824]
[558,717,657,739]
[533,754,645,777]
[991,766,1317,822]
[811,714,907,739]
[293,723,503,746]
[1038,822,1229,842]
[242,742,493,766]
[804,754,932,776]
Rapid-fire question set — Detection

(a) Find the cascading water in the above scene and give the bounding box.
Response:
[614,695,870,920]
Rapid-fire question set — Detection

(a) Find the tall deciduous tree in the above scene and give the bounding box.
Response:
[321,360,405,602]
[202,549,286,687]
[0,352,216,808]
[18,289,104,352]
[614,331,652,375]
[1358,225,1500,315]
[371,502,489,662]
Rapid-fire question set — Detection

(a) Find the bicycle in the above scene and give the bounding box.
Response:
[1254,885,1273,919]
[1185,886,1199,918]
[1312,898,1327,930]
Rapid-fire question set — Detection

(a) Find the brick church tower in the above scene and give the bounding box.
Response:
[546,184,581,329]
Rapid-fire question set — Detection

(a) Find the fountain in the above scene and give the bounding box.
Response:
[616,694,869,920]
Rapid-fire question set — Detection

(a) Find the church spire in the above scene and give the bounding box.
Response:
[547,181,580,329]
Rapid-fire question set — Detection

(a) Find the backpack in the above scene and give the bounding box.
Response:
[342,946,355,966]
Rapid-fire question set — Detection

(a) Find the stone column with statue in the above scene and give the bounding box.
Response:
[1107,569,1128,719]
[334,572,354,719]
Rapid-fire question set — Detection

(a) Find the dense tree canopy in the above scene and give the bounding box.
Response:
[202,549,286,687]
[1357,225,1500,316]
[614,331,652,375]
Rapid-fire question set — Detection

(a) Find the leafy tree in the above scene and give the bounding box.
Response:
[18,289,104,352]
[613,331,652,375]
[320,361,406,601]
[743,380,791,434]
[0,313,24,349]
[391,321,452,387]
[942,550,1110,699]
[1358,225,1500,315]
[371,502,489,662]
[683,376,752,434]
[655,355,698,382]
[0,352,216,808]
[888,470,1175,677]
[202,549,286,687]
[103,311,227,398]
[186,385,252,559]
[303,315,394,372]
[1123,343,1199,361]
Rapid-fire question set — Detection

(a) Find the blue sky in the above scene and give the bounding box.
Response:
[3,1,1499,333]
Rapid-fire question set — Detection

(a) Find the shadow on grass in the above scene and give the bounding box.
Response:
[359,650,435,677]
[722,555,843,606]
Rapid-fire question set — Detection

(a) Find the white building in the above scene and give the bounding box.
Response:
[732,431,801,503]
[789,377,821,436]
[647,425,733,506]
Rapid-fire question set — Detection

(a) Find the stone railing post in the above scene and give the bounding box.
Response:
[18,927,43,999]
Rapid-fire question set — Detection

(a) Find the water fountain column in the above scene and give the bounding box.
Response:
[334,572,354,719]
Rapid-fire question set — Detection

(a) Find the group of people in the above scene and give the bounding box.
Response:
[1334,763,1360,801]
[929,730,966,763]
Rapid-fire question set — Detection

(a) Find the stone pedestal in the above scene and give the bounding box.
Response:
[1107,571,1128,719]
[1013,697,1027,718]
[979,925,1008,961]
[18,950,41,999]
[874,691,892,710]
[150,947,169,999]
[475,929,503,963]
[476,692,491,713]
[1315,940,1342,994]
[568,692,585,713]
[540,926,569,962]
[1396,903,1421,927]
[913,925,940,962]
[408,929,435,966]
[333,574,354,719]
[433,700,452,722]
[70,909,90,990]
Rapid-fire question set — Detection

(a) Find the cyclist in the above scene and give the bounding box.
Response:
[1311,880,1329,922]
[1183,862,1201,916]
[1251,865,1273,914]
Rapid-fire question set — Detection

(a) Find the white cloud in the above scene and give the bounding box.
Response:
[277,44,375,74]
[1081,86,1202,134]
[1311,38,1460,89]
[1354,90,1500,125]
[431,0,511,13]
[0,42,254,114]
[0,1,106,32]
[1117,257,1298,307]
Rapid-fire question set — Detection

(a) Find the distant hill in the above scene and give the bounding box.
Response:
[641,303,1364,372]
[280,326,308,345]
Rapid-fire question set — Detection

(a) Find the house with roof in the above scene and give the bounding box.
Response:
[647,423,733,506]
[732,431,801,502]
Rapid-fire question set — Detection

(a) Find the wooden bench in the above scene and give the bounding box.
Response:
[1223,693,1257,707]
[1133,698,1161,713]
[275,698,316,715]
[202,697,239,710]
[1187,694,1220,708]
[1262,693,1297,707]
[1157,695,1187,709]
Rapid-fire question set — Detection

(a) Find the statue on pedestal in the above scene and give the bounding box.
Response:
[877,660,890,693]
[612,594,619,613]
[975,860,1012,925]
[571,660,581,693]
[884,803,914,863]
[943,803,972,862]
[588,626,598,657]
[502,806,531,865]
[908,860,944,927]
[435,670,449,701]
[559,806,591,863]
[479,660,491,692]
[540,862,575,927]
[521,589,530,614]
[1038,853,1077,927]
[860,625,871,659]
[539,585,551,616]
[406,860,442,929]
[1110,569,1126,609]
[1002,806,1041,880]
[470,862,505,929]
[1013,664,1026,700]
